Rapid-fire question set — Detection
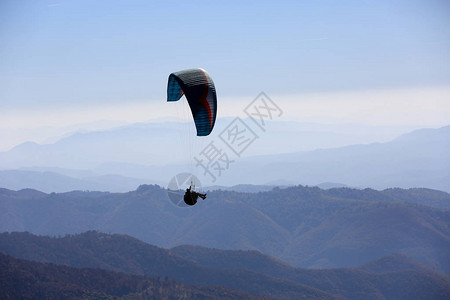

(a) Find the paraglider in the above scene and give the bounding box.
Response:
[183,186,207,206]
[167,68,217,205]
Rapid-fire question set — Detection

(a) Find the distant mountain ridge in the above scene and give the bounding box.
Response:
[0,120,415,167]
[1,231,449,300]
[231,125,450,191]
[1,185,449,275]
[0,125,448,192]
[0,169,152,193]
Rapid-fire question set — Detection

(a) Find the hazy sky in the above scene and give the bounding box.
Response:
[1,0,449,150]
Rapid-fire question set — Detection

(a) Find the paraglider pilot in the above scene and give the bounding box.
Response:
[184,186,206,206]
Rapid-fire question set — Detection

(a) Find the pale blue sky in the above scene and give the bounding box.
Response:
[0,0,449,151]
[1,0,449,107]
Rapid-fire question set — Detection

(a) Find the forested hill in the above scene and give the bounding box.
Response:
[0,185,449,274]
[1,231,450,300]
[0,252,273,300]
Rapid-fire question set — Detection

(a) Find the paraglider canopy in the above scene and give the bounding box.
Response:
[167,68,217,136]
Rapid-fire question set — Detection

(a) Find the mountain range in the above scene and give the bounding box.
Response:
[1,185,449,275]
[225,125,450,190]
[0,119,415,167]
[0,123,448,192]
[1,231,449,299]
